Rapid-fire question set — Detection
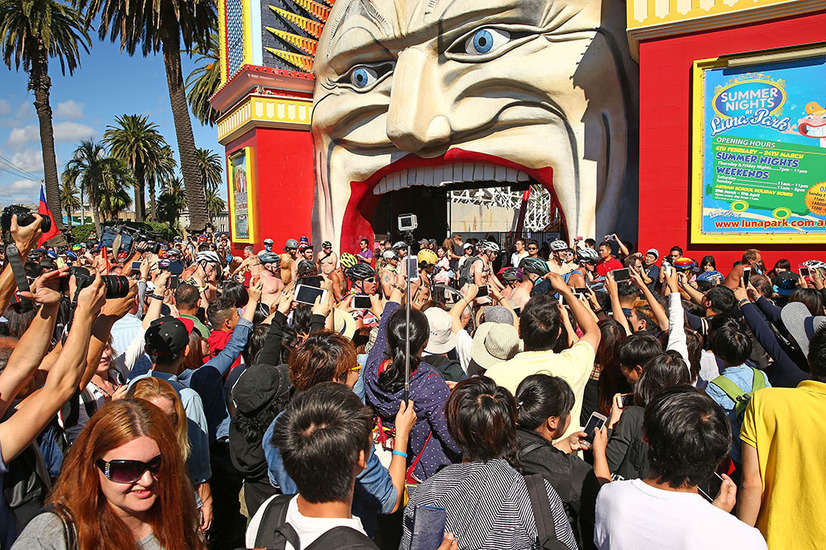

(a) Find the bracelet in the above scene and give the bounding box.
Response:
[738,298,750,307]
[392,450,408,458]
[150,294,164,301]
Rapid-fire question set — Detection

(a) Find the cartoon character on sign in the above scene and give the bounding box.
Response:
[310,0,639,252]
[787,101,826,147]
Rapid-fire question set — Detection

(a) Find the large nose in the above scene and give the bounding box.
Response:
[386,47,451,154]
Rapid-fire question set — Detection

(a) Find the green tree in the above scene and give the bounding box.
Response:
[196,147,222,192]
[103,114,167,223]
[62,139,131,236]
[77,0,214,230]
[144,144,177,221]
[59,176,81,227]
[186,31,220,126]
[0,0,90,228]
[205,188,224,221]
[157,175,186,226]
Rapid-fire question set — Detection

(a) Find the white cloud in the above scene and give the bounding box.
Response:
[0,179,42,203]
[54,100,84,120]
[0,100,10,116]
[53,121,96,142]
[7,124,39,145]
[9,149,44,174]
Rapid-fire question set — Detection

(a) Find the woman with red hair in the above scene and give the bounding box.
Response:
[12,399,204,550]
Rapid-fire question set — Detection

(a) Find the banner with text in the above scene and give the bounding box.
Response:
[692,52,826,244]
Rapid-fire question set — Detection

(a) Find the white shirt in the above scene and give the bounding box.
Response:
[456,329,472,373]
[595,479,767,550]
[246,494,367,550]
[511,251,528,267]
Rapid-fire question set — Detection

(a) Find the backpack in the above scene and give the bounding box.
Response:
[709,367,766,421]
[457,256,482,288]
[524,474,568,550]
[251,494,378,550]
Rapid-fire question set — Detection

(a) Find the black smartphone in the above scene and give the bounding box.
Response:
[300,275,323,288]
[800,267,810,278]
[583,411,607,440]
[131,261,142,270]
[409,505,446,550]
[742,266,751,287]
[574,287,589,294]
[476,284,489,298]
[169,275,179,290]
[619,393,634,408]
[353,294,372,309]
[612,268,631,282]
[294,284,327,305]
[698,472,725,503]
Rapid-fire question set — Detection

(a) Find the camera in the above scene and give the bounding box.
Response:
[136,240,161,254]
[59,266,130,299]
[1,205,52,235]
[398,213,418,232]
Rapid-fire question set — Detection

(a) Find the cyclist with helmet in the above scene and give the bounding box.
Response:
[379,249,402,298]
[258,252,285,303]
[465,241,505,299]
[346,262,379,326]
[392,241,409,280]
[259,238,275,255]
[519,256,555,297]
[501,267,532,312]
[317,240,338,276]
[548,239,575,275]
[335,252,360,301]
[416,249,438,303]
[280,238,300,285]
[567,247,601,289]
[196,250,223,285]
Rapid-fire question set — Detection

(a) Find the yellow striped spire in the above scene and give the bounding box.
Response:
[270,6,325,39]
[266,47,314,72]
[267,28,318,56]
[291,0,331,22]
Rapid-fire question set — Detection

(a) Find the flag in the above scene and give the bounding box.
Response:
[38,183,60,245]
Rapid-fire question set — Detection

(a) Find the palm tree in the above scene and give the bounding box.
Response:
[157,175,187,226]
[186,31,220,126]
[59,177,81,227]
[62,139,130,236]
[144,144,177,221]
[98,158,133,221]
[0,0,90,229]
[196,147,222,192]
[205,188,224,221]
[103,114,166,222]
[76,0,214,230]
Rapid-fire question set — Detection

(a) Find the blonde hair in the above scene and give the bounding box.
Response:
[127,378,190,460]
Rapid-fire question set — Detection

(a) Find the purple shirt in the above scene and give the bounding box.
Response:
[358,249,373,264]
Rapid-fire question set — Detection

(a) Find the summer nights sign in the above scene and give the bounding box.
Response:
[691,50,826,244]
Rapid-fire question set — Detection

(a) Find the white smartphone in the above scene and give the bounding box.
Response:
[583,411,608,440]
[294,284,328,305]
[742,266,751,287]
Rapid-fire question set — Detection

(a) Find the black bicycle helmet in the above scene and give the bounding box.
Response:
[346,263,376,281]
[259,252,281,265]
[520,257,550,276]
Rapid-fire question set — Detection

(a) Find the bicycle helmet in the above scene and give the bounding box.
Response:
[501,267,523,283]
[577,248,600,264]
[259,252,281,265]
[478,240,500,254]
[340,252,359,269]
[550,239,568,252]
[382,249,400,260]
[284,238,299,250]
[65,251,78,261]
[392,241,407,250]
[321,241,333,249]
[347,263,376,281]
[520,257,550,276]
[196,251,221,265]
[71,244,83,252]
[263,238,274,245]
[417,249,438,266]
[801,260,826,270]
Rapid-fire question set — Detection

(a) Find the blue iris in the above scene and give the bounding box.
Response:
[472,29,493,54]
[351,66,375,88]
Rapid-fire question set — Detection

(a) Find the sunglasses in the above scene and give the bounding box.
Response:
[96,454,162,484]
[528,247,538,251]
[361,277,376,283]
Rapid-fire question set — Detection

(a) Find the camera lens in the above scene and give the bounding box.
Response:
[101,275,129,299]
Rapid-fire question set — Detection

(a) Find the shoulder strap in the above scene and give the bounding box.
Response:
[306,526,377,549]
[520,441,546,458]
[708,375,746,402]
[43,504,77,550]
[750,368,766,392]
[254,494,295,549]
[273,523,302,550]
[524,474,565,550]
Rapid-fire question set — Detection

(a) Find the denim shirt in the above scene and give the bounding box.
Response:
[262,409,396,536]
[178,318,253,442]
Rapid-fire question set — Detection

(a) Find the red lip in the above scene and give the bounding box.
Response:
[340,149,556,252]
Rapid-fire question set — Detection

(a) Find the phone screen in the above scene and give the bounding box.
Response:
[613,268,631,282]
[583,412,607,439]
[742,267,751,286]
[353,294,372,309]
[169,275,179,290]
[620,393,634,408]
[131,261,142,270]
[698,472,725,503]
[574,287,589,294]
[800,267,810,278]
[476,285,489,298]
[406,257,420,282]
[294,284,327,305]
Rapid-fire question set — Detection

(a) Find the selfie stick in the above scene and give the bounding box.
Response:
[403,242,411,404]
[6,244,33,312]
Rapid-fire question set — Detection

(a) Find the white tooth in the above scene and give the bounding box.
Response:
[470,163,482,181]
[441,165,453,185]
[462,163,474,182]
[484,164,495,182]
[505,167,518,183]
[516,171,530,182]
[409,168,420,186]
[398,169,408,190]
[435,165,446,187]
[423,166,435,187]
[373,176,386,195]
[494,165,506,182]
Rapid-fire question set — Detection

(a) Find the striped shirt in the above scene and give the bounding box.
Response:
[401,458,578,550]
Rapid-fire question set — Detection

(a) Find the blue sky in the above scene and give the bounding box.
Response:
[0,35,224,208]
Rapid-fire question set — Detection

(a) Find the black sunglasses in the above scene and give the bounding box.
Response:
[97,454,162,484]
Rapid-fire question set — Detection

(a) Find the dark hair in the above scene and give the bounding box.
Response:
[526,239,539,249]
[788,288,824,317]
[711,324,752,366]
[597,320,630,415]
[618,333,662,368]
[446,377,520,470]
[242,324,270,365]
[288,331,358,391]
[2,305,37,338]
[749,274,773,300]
[220,281,249,308]
[515,375,575,431]
[669,246,683,256]
[700,255,716,270]
[773,259,791,272]
[808,326,826,383]
[635,352,691,405]
[274,382,373,503]
[519,294,562,352]
[598,241,612,251]
[684,329,703,383]
[206,298,237,328]
[742,249,761,263]
[706,286,736,315]
[292,304,314,338]
[585,238,596,248]
[644,387,731,488]
[0,337,17,373]
[616,281,639,300]
[174,284,200,310]
[378,308,428,393]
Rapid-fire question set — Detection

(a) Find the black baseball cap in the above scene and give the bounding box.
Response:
[144,316,189,359]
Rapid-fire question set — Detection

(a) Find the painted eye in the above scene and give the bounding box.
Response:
[464,28,511,55]
[350,66,378,88]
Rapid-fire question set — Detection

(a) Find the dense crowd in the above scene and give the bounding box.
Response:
[0,214,824,550]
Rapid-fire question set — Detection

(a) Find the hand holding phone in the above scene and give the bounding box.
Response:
[582,411,607,442]
[742,266,751,287]
[612,268,631,282]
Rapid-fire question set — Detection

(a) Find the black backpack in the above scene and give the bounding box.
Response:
[251,494,378,550]
[524,474,568,550]
[457,256,481,288]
